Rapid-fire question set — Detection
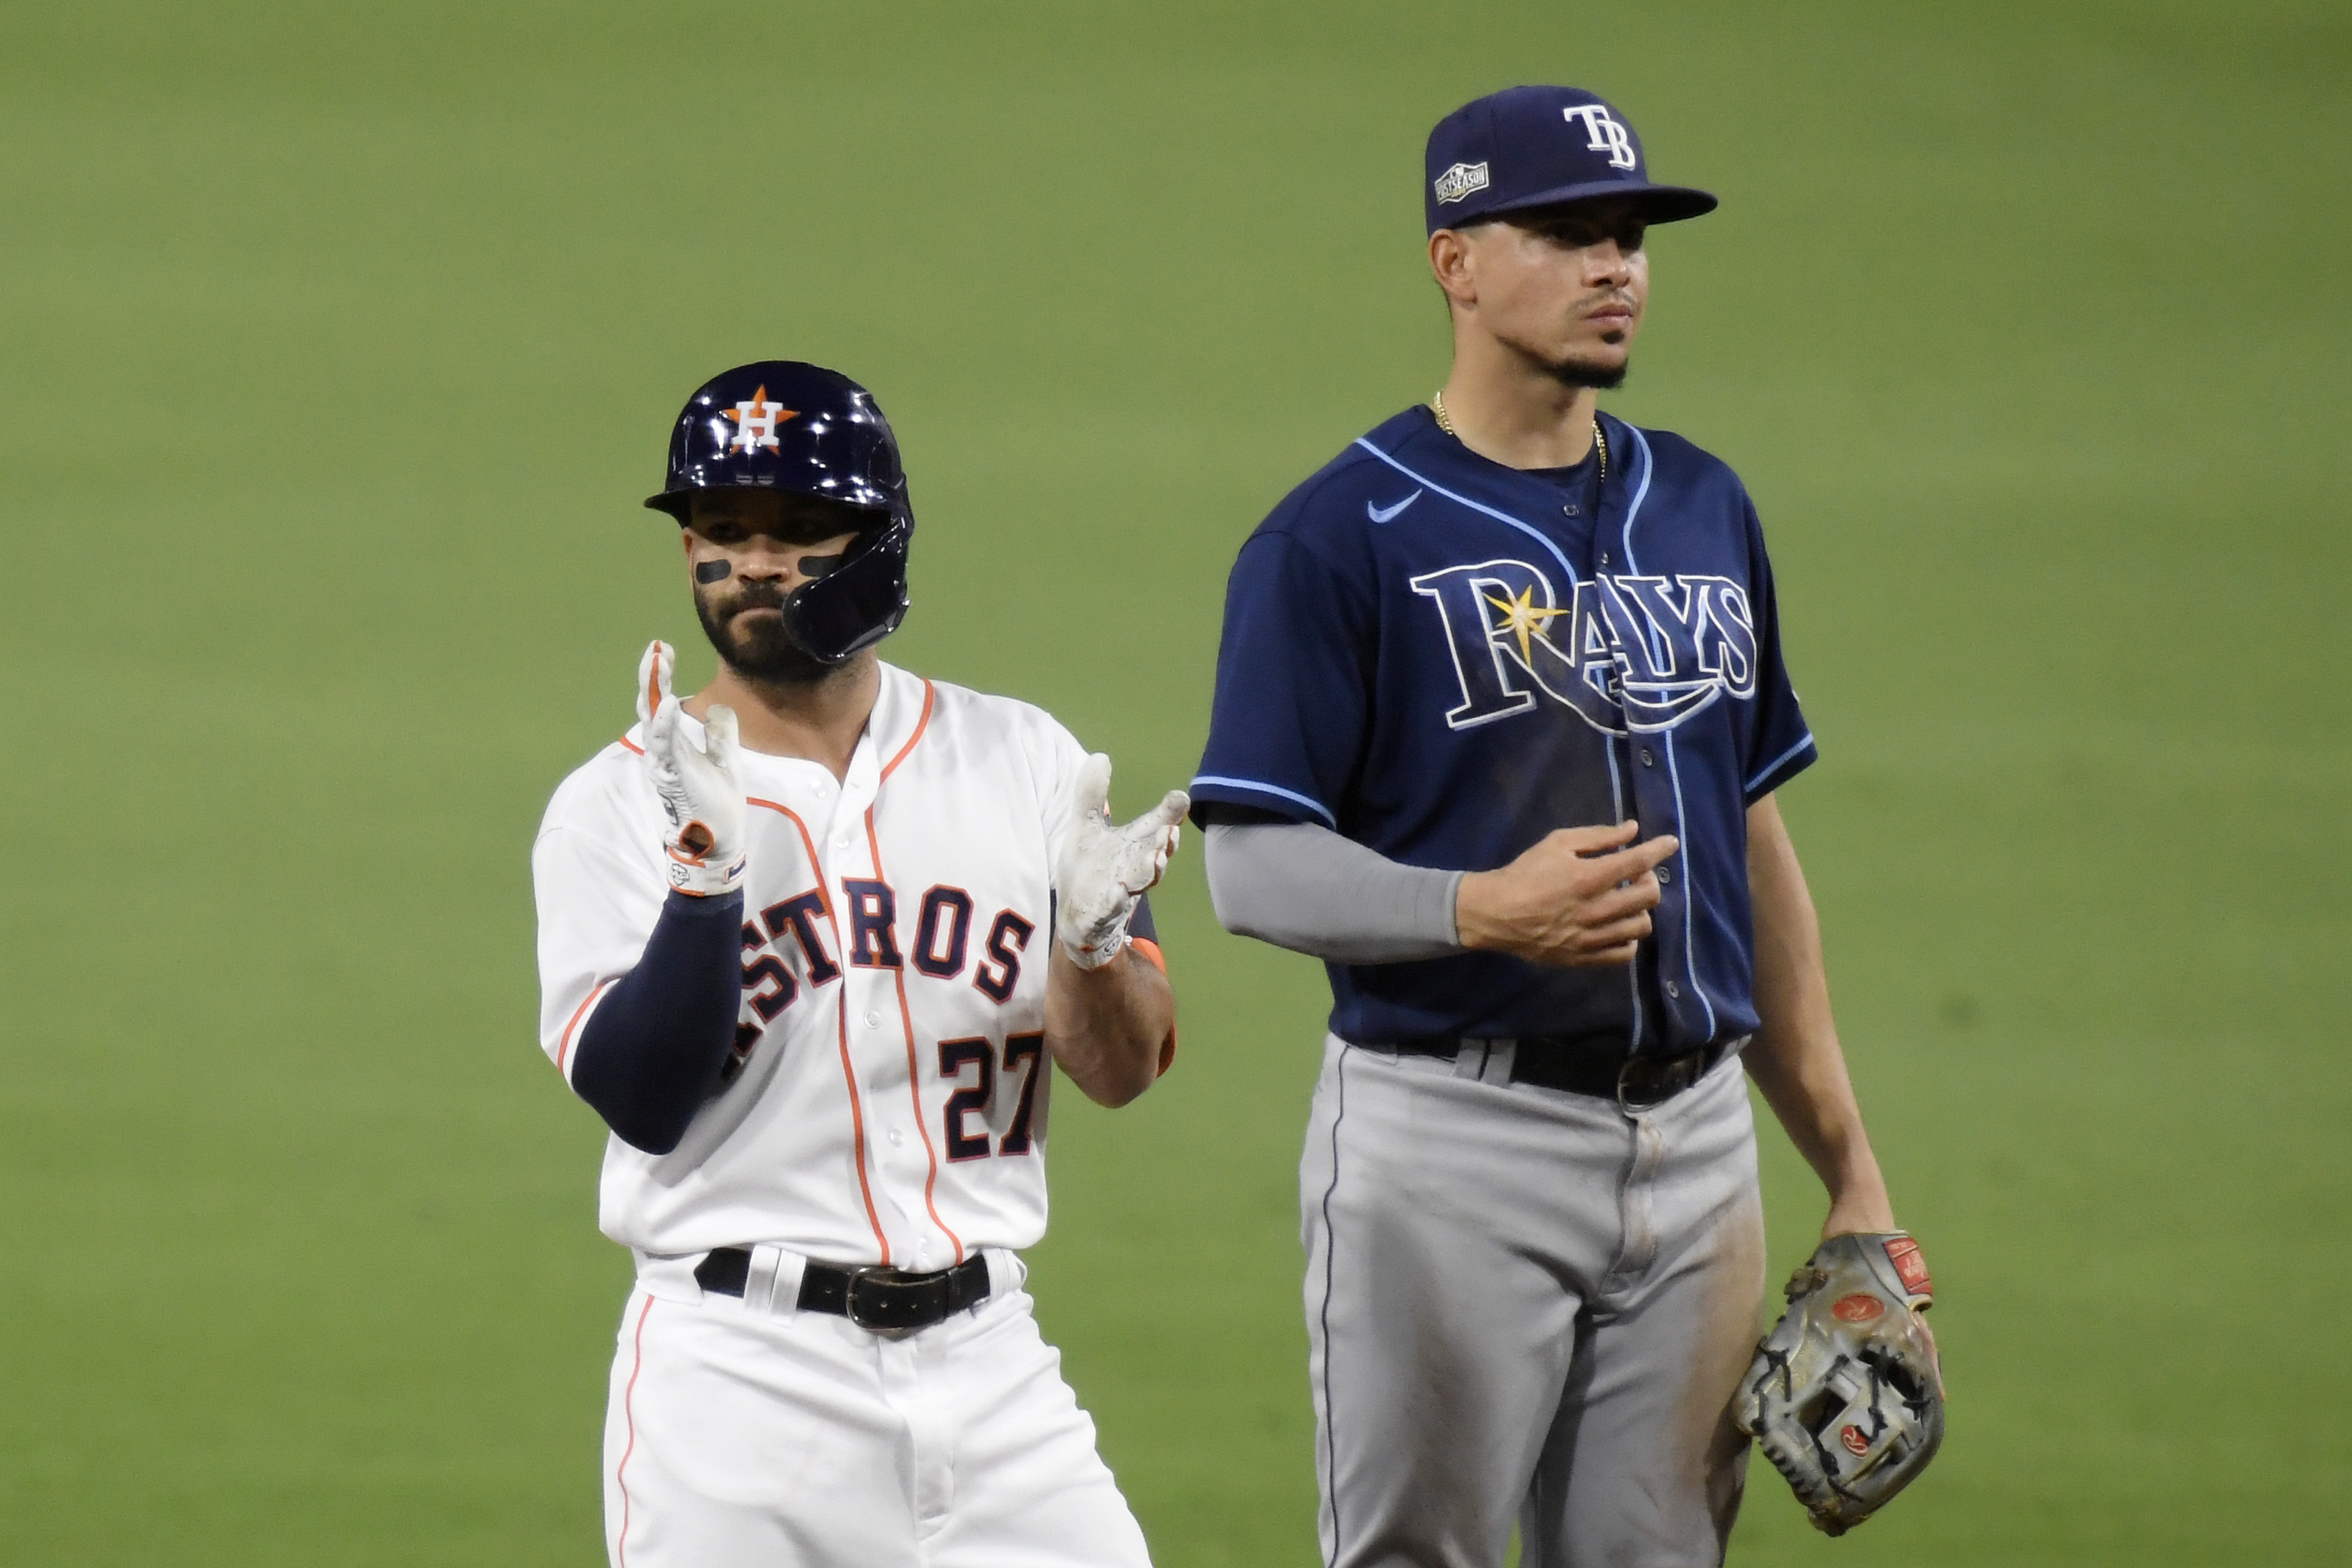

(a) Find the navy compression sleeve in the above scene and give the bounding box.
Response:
[570,889,743,1155]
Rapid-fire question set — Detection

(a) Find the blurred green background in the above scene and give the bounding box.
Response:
[3,1,2345,1562]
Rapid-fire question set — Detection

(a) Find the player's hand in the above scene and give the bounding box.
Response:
[635,640,747,898]
[1055,753,1187,969]
[1454,821,1678,967]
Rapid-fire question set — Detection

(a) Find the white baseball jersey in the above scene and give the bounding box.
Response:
[533,661,1154,1272]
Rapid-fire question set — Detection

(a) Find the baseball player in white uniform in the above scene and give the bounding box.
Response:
[532,360,1187,1567]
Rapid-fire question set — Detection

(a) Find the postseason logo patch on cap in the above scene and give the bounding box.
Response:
[1433,161,1490,206]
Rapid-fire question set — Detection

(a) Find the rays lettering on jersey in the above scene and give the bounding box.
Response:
[1409,558,1759,734]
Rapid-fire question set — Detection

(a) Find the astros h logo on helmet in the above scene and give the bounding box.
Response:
[1409,559,1758,734]
[720,386,797,454]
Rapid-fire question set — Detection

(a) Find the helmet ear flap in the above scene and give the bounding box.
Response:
[781,511,913,664]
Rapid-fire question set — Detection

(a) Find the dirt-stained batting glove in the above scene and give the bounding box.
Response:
[1734,1231,1944,1536]
[635,640,746,898]
[1055,753,1187,969]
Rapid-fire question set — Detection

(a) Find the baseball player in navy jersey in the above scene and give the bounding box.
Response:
[1193,89,1939,1564]
[532,360,1188,1567]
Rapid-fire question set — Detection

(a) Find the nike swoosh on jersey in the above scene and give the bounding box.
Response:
[1366,488,1424,524]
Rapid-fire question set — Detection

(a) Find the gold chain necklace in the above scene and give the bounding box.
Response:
[1431,389,1606,480]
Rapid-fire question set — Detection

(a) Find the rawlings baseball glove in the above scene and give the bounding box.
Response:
[1733,1232,1943,1536]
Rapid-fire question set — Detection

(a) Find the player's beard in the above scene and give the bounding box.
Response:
[694,583,835,685]
[1538,351,1629,392]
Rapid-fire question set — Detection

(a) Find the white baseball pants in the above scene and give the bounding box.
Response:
[601,1264,1152,1567]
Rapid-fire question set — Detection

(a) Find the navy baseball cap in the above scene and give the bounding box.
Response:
[1424,86,1717,233]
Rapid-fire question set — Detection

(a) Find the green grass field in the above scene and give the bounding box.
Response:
[4,1,2346,1562]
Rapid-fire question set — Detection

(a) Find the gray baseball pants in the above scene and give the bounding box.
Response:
[1300,1036,1767,1568]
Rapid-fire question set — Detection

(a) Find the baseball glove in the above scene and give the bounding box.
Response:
[1733,1231,1942,1536]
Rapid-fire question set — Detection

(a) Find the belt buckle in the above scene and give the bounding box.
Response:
[1616,1054,1683,1110]
[842,1266,924,1341]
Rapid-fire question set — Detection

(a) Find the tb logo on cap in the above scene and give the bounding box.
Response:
[1563,105,1637,170]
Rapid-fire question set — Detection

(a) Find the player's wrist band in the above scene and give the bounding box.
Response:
[694,1247,992,1336]
[1062,927,1130,969]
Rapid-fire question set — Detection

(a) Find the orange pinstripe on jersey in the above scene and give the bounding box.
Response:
[748,795,893,1267]
[880,679,935,780]
[865,770,967,1263]
[558,978,618,1076]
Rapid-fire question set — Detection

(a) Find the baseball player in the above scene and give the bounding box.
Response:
[532,359,1188,1567]
[1192,89,1939,1564]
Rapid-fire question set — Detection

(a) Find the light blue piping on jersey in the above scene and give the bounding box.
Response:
[1601,714,1643,1047]
[1351,438,1584,589]
[1617,425,1671,679]
[1745,732,1817,798]
[1618,425,1719,1041]
[1660,732,1720,1040]
[1620,422,1657,543]
[1189,774,1339,829]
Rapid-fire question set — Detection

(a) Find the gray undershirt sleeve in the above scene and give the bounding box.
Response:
[1204,821,1464,965]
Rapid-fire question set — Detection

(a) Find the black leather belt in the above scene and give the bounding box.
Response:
[695,1247,992,1336]
[1384,1031,1742,1106]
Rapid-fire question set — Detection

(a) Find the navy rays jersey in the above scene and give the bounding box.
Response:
[1191,406,1816,1054]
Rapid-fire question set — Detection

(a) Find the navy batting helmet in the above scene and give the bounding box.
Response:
[645,360,913,665]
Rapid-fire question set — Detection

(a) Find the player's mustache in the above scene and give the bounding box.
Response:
[715,584,790,615]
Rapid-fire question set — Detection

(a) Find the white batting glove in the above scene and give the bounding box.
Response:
[635,640,747,898]
[1055,753,1187,969]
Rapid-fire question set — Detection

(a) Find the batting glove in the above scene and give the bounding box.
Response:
[1055,753,1187,969]
[635,640,747,898]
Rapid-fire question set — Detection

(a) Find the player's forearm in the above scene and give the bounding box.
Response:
[1043,945,1173,1108]
[570,889,745,1155]
[1745,1029,1891,1233]
[1743,795,1894,1233]
[1204,821,1463,963]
